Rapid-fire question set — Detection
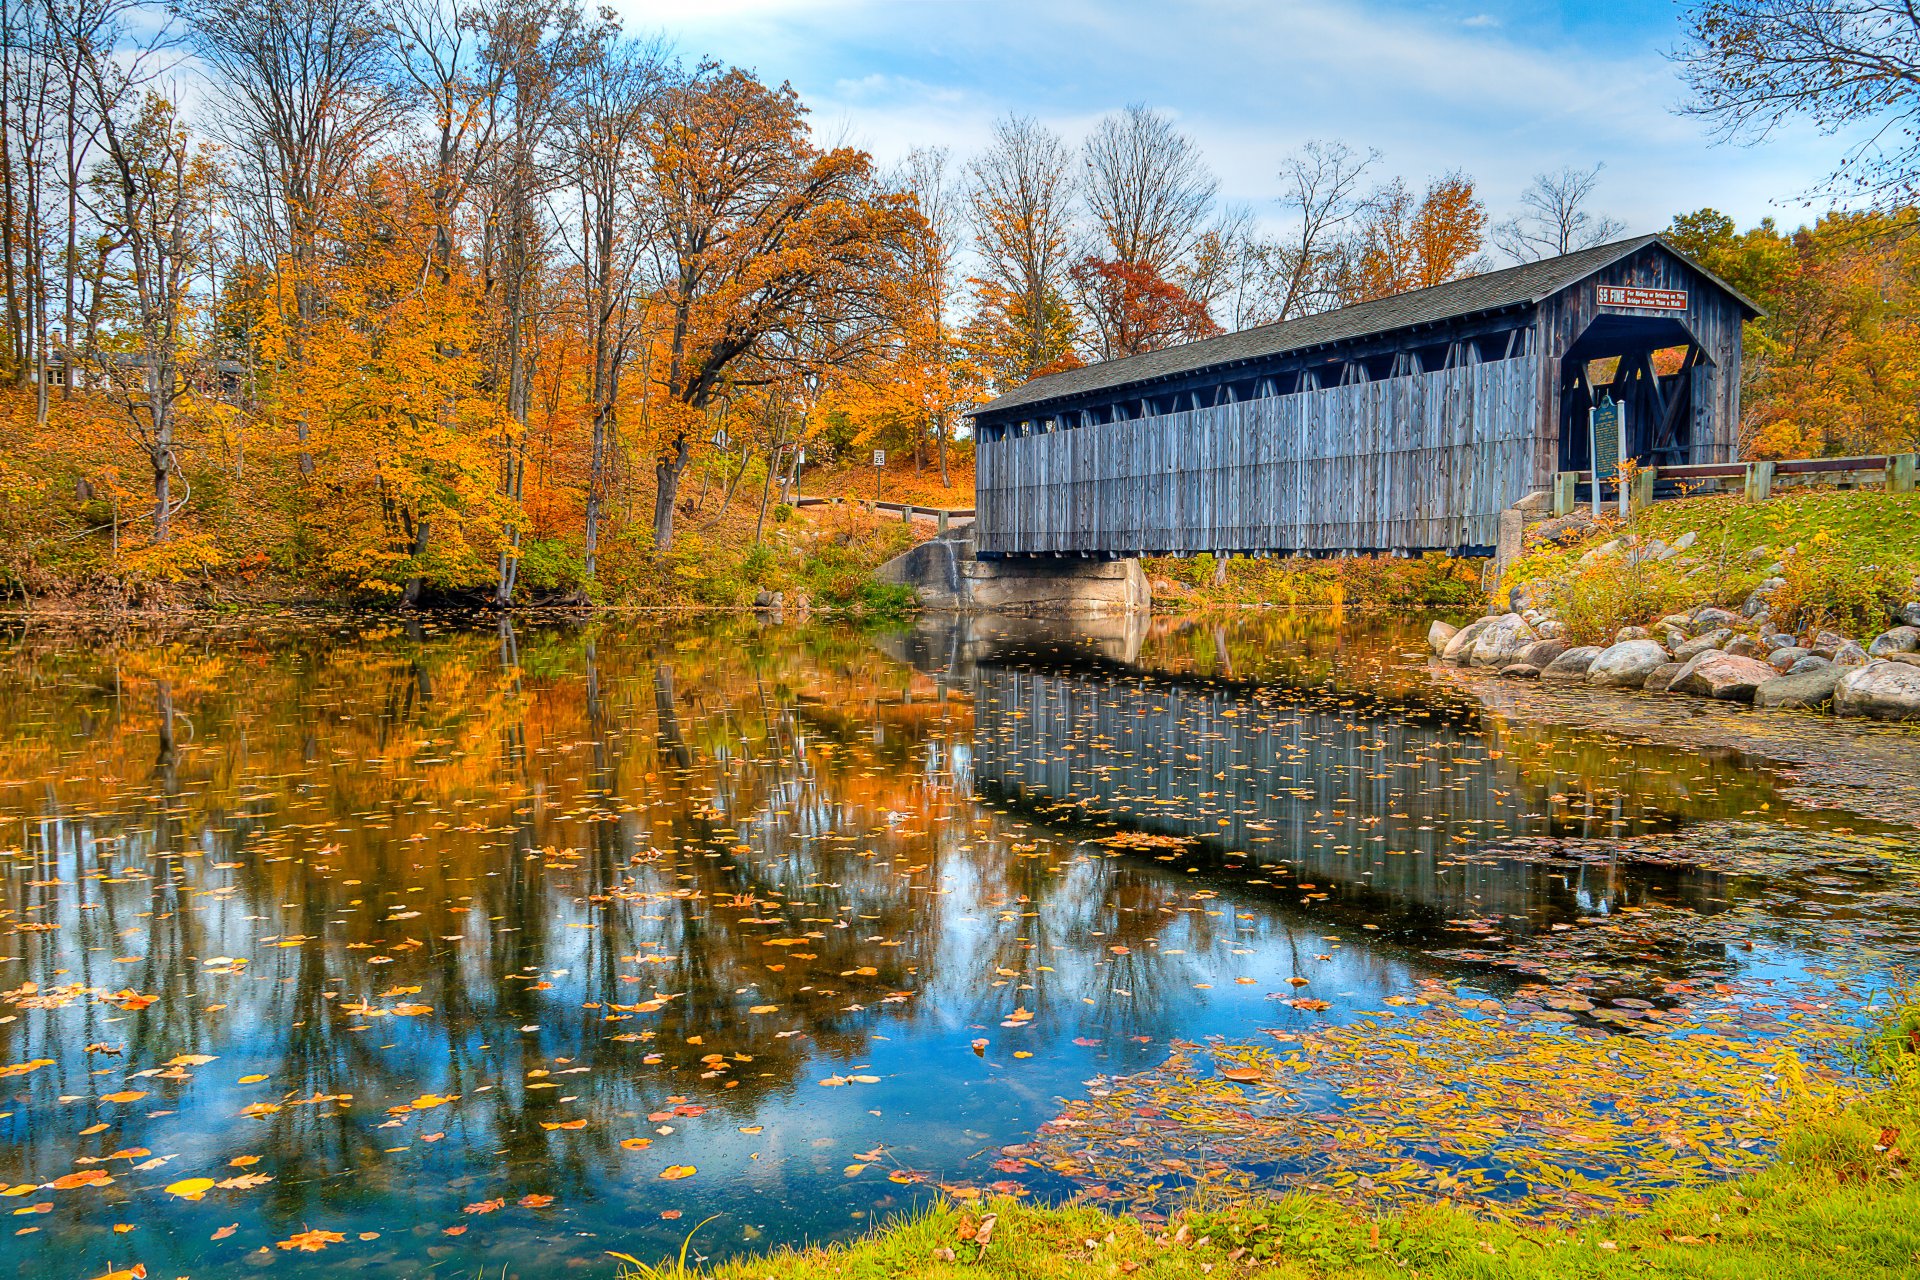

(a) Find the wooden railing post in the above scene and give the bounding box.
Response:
[1743,460,1775,502]
[901,503,912,524]
[1630,466,1657,513]
[1552,471,1577,517]
[1890,452,1918,494]
[937,510,949,535]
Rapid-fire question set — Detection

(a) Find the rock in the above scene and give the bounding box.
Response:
[1579,539,1623,566]
[1788,655,1833,676]
[1761,632,1796,650]
[1643,662,1686,694]
[1661,627,1689,651]
[1615,625,1651,642]
[1868,626,1920,656]
[1724,633,1768,659]
[1672,531,1697,551]
[1669,651,1778,701]
[1469,614,1538,669]
[1655,614,1693,633]
[1888,652,1920,667]
[1519,639,1568,669]
[1586,640,1671,689]
[1810,630,1852,658]
[1896,602,1920,628]
[1755,666,1843,710]
[1768,646,1812,673]
[1833,641,1873,669]
[1537,619,1567,639]
[1427,620,1459,655]
[1441,616,1498,665]
[1673,628,1734,661]
[1835,662,1920,721]
[1501,663,1543,679]
[1691,606,1741,629]
[1540,646,1603,681]
[1741,578,1786,618]
[752,588,784,609]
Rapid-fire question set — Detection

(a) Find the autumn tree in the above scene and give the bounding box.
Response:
[1341,171,1488,303]
[637,61,913,552]
[967,114,1079,386]
[80,90,216,545]
[179,0,404,480]
[1068,257,1219,359]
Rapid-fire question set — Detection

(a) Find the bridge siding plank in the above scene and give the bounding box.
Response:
[976,353,1540,556]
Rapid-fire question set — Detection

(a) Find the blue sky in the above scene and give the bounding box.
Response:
[616,0,1859,239]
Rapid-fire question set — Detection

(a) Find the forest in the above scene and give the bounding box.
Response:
[1,0,1917,608]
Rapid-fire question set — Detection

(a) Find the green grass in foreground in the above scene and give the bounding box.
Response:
[617,1001,1920,1279]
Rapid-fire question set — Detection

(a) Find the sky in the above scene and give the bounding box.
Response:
[611,0,1861,242]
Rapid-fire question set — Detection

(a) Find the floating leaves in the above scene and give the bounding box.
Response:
[163,1179,217,1201]
[659,1165,696,1181]
[277,1228,346,1252]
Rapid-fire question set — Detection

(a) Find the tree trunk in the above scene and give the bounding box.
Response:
[653,434,689,550]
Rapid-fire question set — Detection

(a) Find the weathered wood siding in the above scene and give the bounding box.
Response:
[1534,242,1747,480]
[976,353,1539,556]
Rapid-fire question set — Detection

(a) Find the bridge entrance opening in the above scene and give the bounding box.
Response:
[1556,313,1714,473]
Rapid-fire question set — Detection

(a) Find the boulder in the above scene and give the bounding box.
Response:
[1586,640,1672,689]
[1896,601,1920,628]
[1427,620,1460,655]
[1670,651,1778,701]
[1579,539,1623,565]
[1755,666,1843,710]
[1725,633,1768,659]
[1768,646,1812,673]
[1519,639,1568,668]
[1692,606,1742,630]
[1833,641,1873,669]
[1655,614,1693,633]
[1615,625,1651,642]
[1661,627,1689,651]
[1500,663,1543,679]
[1673,628,1735,662]
[1761,632,1797,650]
[1867,626,1920,656]
[1671,531,1697,552]
[1888,652,1920,667]
[1810,630,1852,658]
[1537,619,1567,639]
[1469,614,1538,668]
[1643,662,1686,694]
[1441,616,1499,665]
[1788,655,1833,676]
[1540,646,1604,681]
[1834,662,1920,721]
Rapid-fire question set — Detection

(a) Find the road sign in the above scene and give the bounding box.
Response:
[1596,285,1687,310]
[872,450,885,467]
[1589,395,1624,518]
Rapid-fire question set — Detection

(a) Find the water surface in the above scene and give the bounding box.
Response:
[0,611,1911,1277]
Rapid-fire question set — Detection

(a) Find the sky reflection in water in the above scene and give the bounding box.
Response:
[0,611,1905,1277]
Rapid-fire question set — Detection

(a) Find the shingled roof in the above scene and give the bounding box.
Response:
[973,234,1760,420]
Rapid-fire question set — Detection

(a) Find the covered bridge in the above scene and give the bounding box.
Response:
[970,234,1760,558]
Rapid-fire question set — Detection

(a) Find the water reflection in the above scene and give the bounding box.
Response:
[0,612,1896,1277]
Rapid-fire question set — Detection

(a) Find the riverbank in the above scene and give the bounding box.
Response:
[1434,488,1920,721]
[624,993,1920,1279]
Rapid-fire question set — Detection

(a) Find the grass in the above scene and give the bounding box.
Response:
[614,996,1920,1280]
[1505,488,1920,643]
[1146,552,1486,612]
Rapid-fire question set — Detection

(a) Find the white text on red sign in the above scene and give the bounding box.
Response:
[1597,285,1688,310]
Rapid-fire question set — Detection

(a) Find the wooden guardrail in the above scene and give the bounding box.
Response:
[793,494,977,533]
[1551,452,1917,516]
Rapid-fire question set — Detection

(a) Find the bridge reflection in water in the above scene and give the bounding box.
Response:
[893,615,1752,941]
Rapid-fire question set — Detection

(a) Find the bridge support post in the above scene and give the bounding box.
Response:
[1551,472,1578,517]
[1889,453,1917,494]
[1744,460,1775,502]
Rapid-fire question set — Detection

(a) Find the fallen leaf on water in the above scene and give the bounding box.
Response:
[443,1225,467,1236]
[211,1225,237,1241]
[47,1170,113,1190]
[539,1120,587,1131]
[98,1091,147,1104]
[88,1266,145,1280]
[843,1164,867,1177]
[1218,1067,1264,1083]
[277,1229,345,1252]
[518,1194,554,1208]
[164,1178,216,1201]
[659,1165,696,1180]
[619,1138,652,1151]
[464,1199,505,1215]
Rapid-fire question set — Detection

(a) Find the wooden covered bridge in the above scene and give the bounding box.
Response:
[970,234,1759,558]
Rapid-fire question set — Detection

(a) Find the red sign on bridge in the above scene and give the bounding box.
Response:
[1596,284,1688,310]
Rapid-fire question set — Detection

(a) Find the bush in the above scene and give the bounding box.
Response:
[1767,530,1909,636]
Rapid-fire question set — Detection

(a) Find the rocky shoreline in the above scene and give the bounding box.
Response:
[1430,598,1920,721]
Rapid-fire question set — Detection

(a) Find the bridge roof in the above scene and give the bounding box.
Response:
[973,234,1760,421]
